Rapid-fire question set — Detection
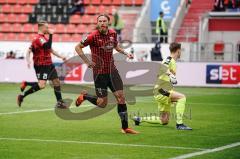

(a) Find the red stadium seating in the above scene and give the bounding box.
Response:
[6,33,17,41]
[16,14,28,23]
[91,0,101,5]
[55,24,66,33]
[12,23,22,32]
[86,6,98,15]
[123,0,132,6]
[72,34,81,42]
[61,34,72,41]
[84,0,91,5]
[53,34,61,42]
[66,24,77,33]
[69,14,81,24]
[81,15,93,24]
[1,23,12,32]
[12,4,22,13]
[98,5,107,14]
[0,14,7,22]
[22,5,34,14]
[76,24,87,34]
[102,0,112,5]
[6,14,17,23]
[0,33,5,40]
[17,33,28,41]
[113,0,122,5]
[29,0,39,5]
[22,23,34,33]
[18,0,27,5]
[1,4,12,13]
[6,0,17,4]
[135,0,144,5]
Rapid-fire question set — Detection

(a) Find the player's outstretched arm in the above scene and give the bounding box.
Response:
[75,43,95,68]
[26,47,32,69]
[115,44,133,59]
[51,49,67,61]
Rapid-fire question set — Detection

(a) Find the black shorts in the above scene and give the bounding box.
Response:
[34,64,58,80]
[94,70,123,97]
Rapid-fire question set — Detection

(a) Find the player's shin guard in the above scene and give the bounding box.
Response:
[54,86,62,101]
[84,94,97,105]
[23,83,40,98]
[176,97,186,124]
[118,104,128,129]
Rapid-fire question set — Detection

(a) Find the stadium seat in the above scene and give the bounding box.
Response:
[45,5,54,14]
[17,33,28,41]
[29,33,36,40]
[113,0,122,6]
[98,5,107,14]
[33,24,38,32]
[55,24,66,33]
[91,0,101,5]
[86,6,98,15]
[6,0,17,4]
[7,14,17,23]
[22,24,34,33]
[39,0,48,5]
[214,41,225,59]
[22,5,34,14]
[59,0,68,5]
[1,23,12,32]
[50,0,58,5]
[17,14,28,23]
[60,14,69,24]
[0,14,6,23]
[81,15,93,24]
[66,24,77,33]
[102,0,112,5]
[56,5,64,14]
[6,33,17,41]
[107,6,117,15]
[135,0,144,6]
[2,4,12,13]
[0,33,5,40]
[123,0,133,6]
[12,23,22,32]
[12,5,22,14]
[61,34,72,41]
[18,0,27,5]
[84,0,91,5]
[76,24,87,33]
[53,34,61,42]
[50,14,59,24]
[70,14,81,24]
[35,5,44,14]
[29,0,39,4]
[71,34,81,42]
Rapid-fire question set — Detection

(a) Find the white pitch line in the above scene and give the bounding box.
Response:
[170,142,240,159]
[0,137,207,151]
[0,104,93,115]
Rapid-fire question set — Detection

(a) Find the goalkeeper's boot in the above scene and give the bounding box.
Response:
[75,90,87,107]
[132,116,141,126]
[55,100,69,109]
[176,124,192,130]
[121,128,139,134]
[20,81,27,92]
[17,95,24,107]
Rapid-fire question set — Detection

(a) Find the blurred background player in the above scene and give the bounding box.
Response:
[133,42,192,130]
[75,14,138,134]
[17,20,68,109]
[156,11,168,43]
[111,9,125,41]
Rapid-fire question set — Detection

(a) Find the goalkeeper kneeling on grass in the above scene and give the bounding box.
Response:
[133,42,192,130]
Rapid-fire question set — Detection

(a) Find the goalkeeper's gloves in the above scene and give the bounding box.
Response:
[169,73,177,85]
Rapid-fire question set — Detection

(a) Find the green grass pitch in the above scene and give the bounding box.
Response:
[0,83,240,159]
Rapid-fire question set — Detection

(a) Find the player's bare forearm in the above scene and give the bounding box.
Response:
[115,45,133,59]
[51,49,65,60]
[75,43,91,65]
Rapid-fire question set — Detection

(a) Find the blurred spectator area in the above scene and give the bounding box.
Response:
[0,0,144,42]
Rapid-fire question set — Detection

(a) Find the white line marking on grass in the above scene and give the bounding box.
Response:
[170,142,240,159]
[0,104,92,115]
[0,137,207,151]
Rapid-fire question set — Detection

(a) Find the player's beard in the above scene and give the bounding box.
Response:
[99,26,108,34]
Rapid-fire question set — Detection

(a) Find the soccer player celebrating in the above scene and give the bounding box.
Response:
[75,14,138,134]
[133,43,192,130]
[17,21,68,109]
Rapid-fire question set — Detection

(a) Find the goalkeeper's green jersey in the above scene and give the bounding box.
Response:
[159,56,176,82]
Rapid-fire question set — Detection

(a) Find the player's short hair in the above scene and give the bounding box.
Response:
[38,20,47,28]
[169,42,181,53]
[97,14,110,22]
